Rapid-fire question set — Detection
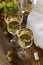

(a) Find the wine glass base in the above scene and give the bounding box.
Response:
[17,48,31,60]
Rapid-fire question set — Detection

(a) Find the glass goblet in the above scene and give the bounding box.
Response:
[18,0,30,13]
[5,11,23,48]
[17,28,33,60]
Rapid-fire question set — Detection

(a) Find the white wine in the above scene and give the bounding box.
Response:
[18,34,32,48]
[7,15,23,35]
[7,21,19,35]
[17,28,33,60]
[18,28,33,48]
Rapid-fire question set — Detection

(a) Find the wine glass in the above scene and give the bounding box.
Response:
[5,10,23,48]
[17,28,33,60]
[18,0,30,13]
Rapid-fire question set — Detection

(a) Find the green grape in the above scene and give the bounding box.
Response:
[13,0,18,12]
[7,2,14,7]
[13,5,18,13]
[3,8,8,17]
[13,0,18,7]
[8,7,14,15]
[8,56,13,62]
[7,51,13,56]
[0,4,3,9]
[1,0,19,17]
[2,1,7,8]
[3,8,8,13]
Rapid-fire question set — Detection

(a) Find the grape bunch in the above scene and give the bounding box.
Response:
[6,51,14,62]
[0,0,19,17]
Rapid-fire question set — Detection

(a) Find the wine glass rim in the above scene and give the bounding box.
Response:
[17,28,33,39]
[4,14,23,24]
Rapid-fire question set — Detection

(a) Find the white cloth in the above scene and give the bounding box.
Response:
[26,0,43,49]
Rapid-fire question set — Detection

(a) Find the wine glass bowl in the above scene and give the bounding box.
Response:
[7,14,23,35]
[17,28,33,48]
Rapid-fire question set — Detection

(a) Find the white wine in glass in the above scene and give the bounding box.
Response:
[17,28,33,60]
[7,15,23,35]
[5,10,23,47]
